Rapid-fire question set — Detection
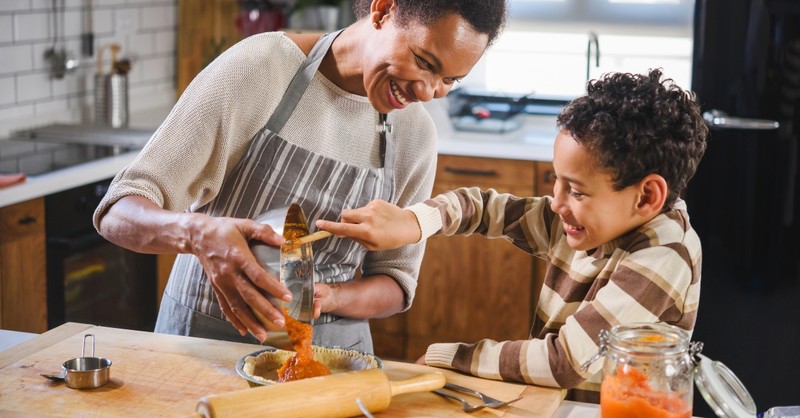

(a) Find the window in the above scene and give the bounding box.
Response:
[459,0,695,98]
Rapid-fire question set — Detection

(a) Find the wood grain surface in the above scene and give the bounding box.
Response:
[0,323,565,417]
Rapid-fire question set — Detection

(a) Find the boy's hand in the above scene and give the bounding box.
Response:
[315,199,421,250]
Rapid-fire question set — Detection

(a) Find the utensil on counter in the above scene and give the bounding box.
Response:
[40,333,112,389]
[433,389,486,412]
[251,204,327,325]
[193,368,446,418]
[444,382,523,409]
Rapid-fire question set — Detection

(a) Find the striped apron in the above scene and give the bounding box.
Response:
[154,30,395,354]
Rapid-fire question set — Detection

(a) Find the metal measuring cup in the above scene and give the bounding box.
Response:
[41,333,112,389]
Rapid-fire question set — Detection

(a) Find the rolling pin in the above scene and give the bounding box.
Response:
[194,369,445,418]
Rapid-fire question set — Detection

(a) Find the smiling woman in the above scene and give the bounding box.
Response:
[92,0,508,354]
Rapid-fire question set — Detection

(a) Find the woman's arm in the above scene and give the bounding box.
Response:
[98,195,291,341]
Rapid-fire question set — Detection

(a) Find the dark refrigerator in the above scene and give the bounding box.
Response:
[685,0,800,414]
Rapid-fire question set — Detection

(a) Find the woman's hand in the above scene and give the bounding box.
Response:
[315,199,421,251]
[415,354,427,365]
[98,196,291,342]
[188,215,291,340]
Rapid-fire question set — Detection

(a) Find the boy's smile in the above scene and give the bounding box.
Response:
[550,130,647,252]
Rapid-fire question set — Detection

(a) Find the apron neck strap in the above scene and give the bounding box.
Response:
[265,29,344,133]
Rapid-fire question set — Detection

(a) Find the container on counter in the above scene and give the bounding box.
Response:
[582,322,757,418]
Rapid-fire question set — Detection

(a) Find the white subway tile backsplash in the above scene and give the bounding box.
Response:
[1,0,177,132]
[63,9,85,38]
[0,1,30,13]
[129,32,154,56]
[16,72,51,102]
[147,56,173,82]
[0,77,15,106]
[140,5,174,30]
[154,31,174,54]
[114,7,138,35]
[92,9,113,35]
[0,45,33,74]
[14,12,50,43]
[0,16,13,43]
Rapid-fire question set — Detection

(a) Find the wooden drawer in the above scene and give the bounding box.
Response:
[0,198,45,240]
[535,161,556,197]
[435,155,535,190]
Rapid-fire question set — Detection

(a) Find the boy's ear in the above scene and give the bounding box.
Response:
[635,174,668,216]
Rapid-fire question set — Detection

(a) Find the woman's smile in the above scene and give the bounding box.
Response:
[388,79,411,109]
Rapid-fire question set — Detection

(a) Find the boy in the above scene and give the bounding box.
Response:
[316,69,709,388]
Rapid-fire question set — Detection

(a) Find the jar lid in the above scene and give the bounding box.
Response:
[694,354,757,418]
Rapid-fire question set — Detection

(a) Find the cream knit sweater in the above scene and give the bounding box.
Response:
[94,32,439,307]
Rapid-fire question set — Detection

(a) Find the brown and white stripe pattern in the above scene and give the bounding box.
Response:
[422,188,701,388]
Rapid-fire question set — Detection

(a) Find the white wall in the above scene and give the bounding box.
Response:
[0,0,177,137]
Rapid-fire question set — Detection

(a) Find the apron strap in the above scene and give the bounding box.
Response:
[378,113,396,199]
[265,29,344,134]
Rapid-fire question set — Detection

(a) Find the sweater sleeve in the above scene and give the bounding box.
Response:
[408,187,553,256]
[424,207,701,389]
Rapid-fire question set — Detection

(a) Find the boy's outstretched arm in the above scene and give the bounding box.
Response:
[316,199,422,251]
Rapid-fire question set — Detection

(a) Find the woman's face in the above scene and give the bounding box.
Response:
[362,9,489,113]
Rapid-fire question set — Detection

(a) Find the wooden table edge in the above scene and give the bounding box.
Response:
[0,322,94,368]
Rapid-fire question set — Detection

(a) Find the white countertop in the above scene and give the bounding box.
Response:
[0,100,557,208]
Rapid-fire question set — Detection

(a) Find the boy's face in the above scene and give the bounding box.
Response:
[550,131,645,251]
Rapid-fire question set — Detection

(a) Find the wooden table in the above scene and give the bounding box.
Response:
[0,323,566,417]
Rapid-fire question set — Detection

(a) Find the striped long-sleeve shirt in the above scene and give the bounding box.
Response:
[407,188,701,388]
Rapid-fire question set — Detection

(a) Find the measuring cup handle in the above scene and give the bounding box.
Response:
[82,334,95,357]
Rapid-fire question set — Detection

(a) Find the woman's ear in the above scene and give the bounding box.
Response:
[635,174,668,216]
[370,0,394,23]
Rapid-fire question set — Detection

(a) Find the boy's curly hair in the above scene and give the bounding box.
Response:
[556,69,708,209]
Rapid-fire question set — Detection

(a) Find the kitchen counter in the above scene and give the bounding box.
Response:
[0,106,171,208]
[0,101,556,209]
[0,323,567,417]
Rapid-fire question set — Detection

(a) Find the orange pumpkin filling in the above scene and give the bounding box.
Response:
[276,307,331,382]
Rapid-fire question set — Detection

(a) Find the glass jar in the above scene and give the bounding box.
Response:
[599,323,697,418]
[583,322,757,418]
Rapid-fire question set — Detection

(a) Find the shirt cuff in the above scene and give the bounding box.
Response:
[424,343,460,368]
[406,202,443,242]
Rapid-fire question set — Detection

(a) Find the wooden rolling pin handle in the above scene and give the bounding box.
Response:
[390,372,446,396]
[195,369,445,418]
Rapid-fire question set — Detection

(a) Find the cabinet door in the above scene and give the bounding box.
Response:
[0,198,47,332]
[404,155,536,361]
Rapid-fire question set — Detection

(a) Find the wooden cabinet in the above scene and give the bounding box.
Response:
[0,198,47,333]
[177,0,243,97]
[371,155,555,361]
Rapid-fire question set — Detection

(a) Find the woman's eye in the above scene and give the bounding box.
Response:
[415,55,433,71]
[443,77,461,85]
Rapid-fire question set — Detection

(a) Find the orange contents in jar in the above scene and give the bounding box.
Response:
[601,364,691,418]
[277,307,331,382]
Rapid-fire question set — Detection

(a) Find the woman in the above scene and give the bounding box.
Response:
[93,0,507,353]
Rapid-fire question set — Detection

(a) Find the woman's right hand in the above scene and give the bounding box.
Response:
[315,199,421,251]
[187,214,291,340]
[98,196,291,342]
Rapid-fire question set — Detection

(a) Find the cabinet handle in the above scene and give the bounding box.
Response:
[444,166,498,177]
[18,216,38,225]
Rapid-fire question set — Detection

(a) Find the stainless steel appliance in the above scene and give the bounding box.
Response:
[685,0,800,413]
[45,178,158,331]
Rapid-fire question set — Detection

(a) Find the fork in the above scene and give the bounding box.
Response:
[433,389,486,412]
[444,382,523,409]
